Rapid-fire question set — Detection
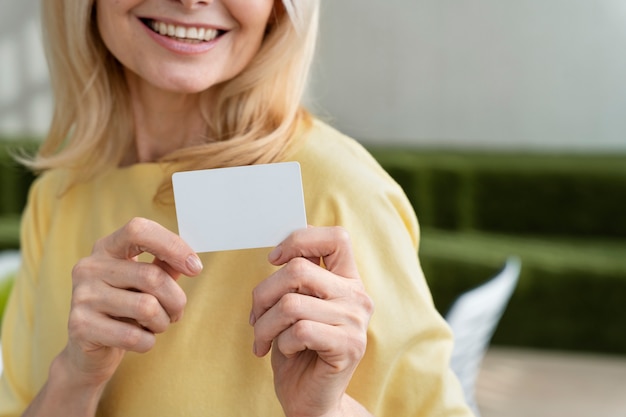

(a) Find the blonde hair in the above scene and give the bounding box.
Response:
[29,0,319,197]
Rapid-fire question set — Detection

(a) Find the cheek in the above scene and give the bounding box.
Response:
[95,5,118,55]
[234,0,275,33]
[230,10,273,63]
[95,3,139,70]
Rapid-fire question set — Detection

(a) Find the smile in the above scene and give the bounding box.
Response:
[143,19,223,43]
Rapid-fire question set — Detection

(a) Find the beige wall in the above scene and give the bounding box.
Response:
[0,0,49,137]
[2,1,626,151]
[310,0,626,151]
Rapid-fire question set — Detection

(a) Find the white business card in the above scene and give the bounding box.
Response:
[172,162,307,253]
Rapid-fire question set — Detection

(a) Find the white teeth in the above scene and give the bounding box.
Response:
[204,29,218,41]
[150,20,218,42]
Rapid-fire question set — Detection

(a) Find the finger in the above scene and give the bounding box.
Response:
[101,288,172,334]
[252,292,345,356]
[273,320,367,370]
[250,257,346,325]
[96,217,203,277]
[69,310,157,354]
[73,258,187,323]
[153,258,183,281]
[268,226,358,279]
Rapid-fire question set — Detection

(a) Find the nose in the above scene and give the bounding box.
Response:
[177,0,213,8]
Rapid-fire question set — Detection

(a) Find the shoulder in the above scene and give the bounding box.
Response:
[29,168,71,197]
[23,169,73,216]
[294,119,400,197]
[296,119,387,174]
[19,169,71,240]
[293,119,419,246]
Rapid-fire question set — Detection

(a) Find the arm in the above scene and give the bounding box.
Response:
[19,218,203,417]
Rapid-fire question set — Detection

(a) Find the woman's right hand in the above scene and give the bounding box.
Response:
[59,217,203,389]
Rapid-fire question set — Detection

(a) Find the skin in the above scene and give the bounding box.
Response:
[21,1,375,416]
[252,227,375,417]
[96,0,274,161]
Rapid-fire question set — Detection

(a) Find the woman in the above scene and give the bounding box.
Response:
[0,1,473,416]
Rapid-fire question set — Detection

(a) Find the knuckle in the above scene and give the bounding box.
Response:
[351,284,375,316]
[358,289,375,316]
[90,240,103,254]
[337,326,368,363]
[250,285,262,304]
[279,293,303,317]
[285,257,311,278]
[172,290,187,314]
[348,332,368,360]
[252,321,267,342]
[292,320,314,340]
[342,286,374,331]
[120,326,146,350]
[124,217,151,238]
[71,284,95,308]
[331,226,351,245]
[135,294,161,321]
[71,258,94,282]
[138,263,165,291]
[67,312,90,338]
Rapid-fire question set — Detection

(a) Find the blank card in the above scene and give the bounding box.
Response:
[172,162,307,253]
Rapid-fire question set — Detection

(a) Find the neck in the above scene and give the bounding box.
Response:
[125,74,211,164]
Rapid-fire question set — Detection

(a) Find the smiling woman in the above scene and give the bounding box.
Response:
[96,0,273,91]
[0,1,473,417]
[27,0,318,184]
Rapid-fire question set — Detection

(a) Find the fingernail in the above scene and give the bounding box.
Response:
[249,311,256,326]
[268,245,282,263]
[186,255,203,274]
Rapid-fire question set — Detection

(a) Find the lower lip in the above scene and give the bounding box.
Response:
[142,22,221,55]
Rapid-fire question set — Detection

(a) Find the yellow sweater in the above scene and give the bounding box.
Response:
[0,120,471,416]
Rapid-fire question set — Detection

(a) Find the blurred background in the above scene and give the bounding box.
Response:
[1,1,626,416]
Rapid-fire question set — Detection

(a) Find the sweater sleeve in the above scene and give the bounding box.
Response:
[0,175,49,417]
[332,180,473,416]
[352,186,473,416]
[296,123,474,416]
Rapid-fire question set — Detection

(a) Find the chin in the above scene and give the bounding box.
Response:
[156,78,220,95]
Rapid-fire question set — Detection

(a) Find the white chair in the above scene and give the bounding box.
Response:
[0,250,22,377]
[445,256,521,417]
[0,250,20,283]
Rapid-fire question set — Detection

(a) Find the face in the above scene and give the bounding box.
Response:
[95,0,275,94]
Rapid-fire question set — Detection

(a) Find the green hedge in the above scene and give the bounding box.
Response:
[0,215,21,251]
[368,148,626,354]
[370,149,626,238]
[420,228,626,354]
[0,140,38,217]
[0,141,36,251]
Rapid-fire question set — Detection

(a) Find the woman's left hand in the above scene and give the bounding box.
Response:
[250,226,375,417]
